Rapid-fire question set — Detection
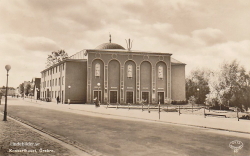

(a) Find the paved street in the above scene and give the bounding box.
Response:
[0,98,249,156]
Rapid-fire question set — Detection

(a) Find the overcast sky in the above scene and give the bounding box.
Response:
[0,0,250,87]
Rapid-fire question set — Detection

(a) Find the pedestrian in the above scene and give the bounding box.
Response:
[56,96,60,104]
[94,97,99,107]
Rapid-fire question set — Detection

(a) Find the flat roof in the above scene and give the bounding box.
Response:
[41,59,87,73]
[84,49,172,56]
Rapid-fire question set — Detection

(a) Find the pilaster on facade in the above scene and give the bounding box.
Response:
[152,66,156,103]
[120,66,124,102]
[104,64,108,103]
[136,65,140,103]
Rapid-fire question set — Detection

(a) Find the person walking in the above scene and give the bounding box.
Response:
[56,96,60,104]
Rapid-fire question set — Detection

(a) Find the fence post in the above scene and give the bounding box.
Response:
[158,103,161,120]
[192,103,193,113]
[204,107,206,118]
[179,106,181,116]
[237,107,239,121]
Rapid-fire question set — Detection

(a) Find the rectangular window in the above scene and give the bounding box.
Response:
[59,78,61,85]
[62,76,64,85]
[56,66,57,73]
[50,80,51,87]
[55,79,57,86]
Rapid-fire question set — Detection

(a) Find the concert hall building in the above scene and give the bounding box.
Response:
[40,40,186,104]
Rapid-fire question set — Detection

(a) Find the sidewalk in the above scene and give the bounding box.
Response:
[0,113,76,156]
[20,98,250,134]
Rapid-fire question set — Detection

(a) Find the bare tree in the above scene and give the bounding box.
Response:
[46,50,68,68]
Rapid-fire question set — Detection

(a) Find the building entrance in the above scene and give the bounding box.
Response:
[46,89,50,98]
[94,91,102,103]
[110,91,117,103]
[158,92,164,104]
[126,92,133,104]
[142,92,149,104]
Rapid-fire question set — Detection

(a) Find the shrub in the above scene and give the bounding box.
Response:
[210,105,229,110]
[171,100,188,105]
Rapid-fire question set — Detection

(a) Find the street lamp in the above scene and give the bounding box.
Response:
[31,89,33,101]
[97,83,100,105]
[3,65,11,121]
[68,85,71,105]
[197,88,200,107]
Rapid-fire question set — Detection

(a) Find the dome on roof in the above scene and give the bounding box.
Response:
[95,43,125,50]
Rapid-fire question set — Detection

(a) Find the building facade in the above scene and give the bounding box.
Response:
[40,59,87,103]
[40,41,186,104]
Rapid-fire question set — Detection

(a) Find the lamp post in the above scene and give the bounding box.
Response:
[3,65,11,121]
[31,89,33,101]
[68,86,71,105]
[97,83,100,105]
[197,88,200,107]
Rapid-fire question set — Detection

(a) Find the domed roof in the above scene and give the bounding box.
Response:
[95,43,125,50]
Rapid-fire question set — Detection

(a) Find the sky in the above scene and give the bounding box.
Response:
[0,0,250,88]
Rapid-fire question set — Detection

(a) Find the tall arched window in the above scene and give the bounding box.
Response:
[158,65,163,79]
[127,64,133,78]
[95,63,100,77]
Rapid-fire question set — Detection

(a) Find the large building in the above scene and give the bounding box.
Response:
[40,40,186,104]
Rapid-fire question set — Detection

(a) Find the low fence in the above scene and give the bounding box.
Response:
[105,103,249,121]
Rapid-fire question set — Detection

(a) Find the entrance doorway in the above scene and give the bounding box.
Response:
[142,92,149,104]
[46,89,50,98]
[110,91,118,103]
[126,91,133,104]
[93,91,102,103]
[158,92,164,104]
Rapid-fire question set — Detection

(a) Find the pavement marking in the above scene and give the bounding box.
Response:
[5,114,92,156]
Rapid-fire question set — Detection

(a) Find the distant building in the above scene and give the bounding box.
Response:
[31,77,41,100]
[0,87,15,96]
[40,40,186,104]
